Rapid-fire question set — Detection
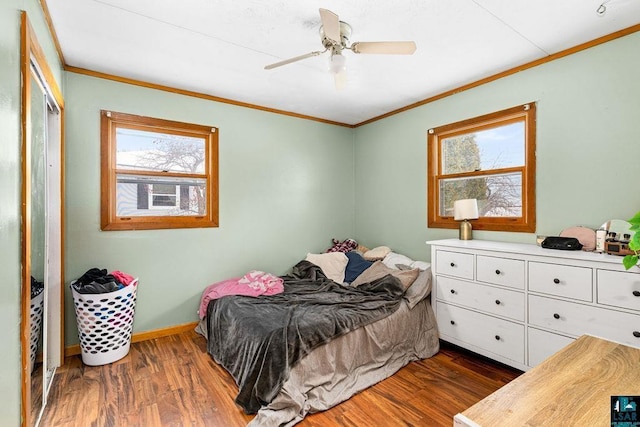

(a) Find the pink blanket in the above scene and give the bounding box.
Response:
[198,271,284,318]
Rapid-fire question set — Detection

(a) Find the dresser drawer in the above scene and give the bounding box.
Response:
[436,276,524,321]
[528,295,640,348]
[435,250,474,280]
[527,327,574,367]
[437,301,525,363]
[477,255,525,290]
[597,269,640,312]
[528,262,592,302]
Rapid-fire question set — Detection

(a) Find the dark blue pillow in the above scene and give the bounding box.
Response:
[344,251,374,283]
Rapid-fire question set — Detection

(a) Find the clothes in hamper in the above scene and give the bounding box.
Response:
[72,267,127,294]
[110,270,136,286]
[31,276,44,299]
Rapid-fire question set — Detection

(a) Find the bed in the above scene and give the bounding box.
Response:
[195,250,440,426]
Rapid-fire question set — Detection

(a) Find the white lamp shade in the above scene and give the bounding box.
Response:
[453,199,479,221]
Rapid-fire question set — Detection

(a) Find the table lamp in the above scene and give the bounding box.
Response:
[454,199,479,240]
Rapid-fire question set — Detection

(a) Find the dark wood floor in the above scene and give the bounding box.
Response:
[40,330,521,426]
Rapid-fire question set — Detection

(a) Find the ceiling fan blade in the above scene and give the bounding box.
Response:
[264,50,324,70]
[319,8,341,44]
[351,41,417,55]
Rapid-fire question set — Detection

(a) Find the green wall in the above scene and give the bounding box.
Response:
[354,31,640,261]
[63,73,355,345]
[0,1,63,424]
[62,29,640,345]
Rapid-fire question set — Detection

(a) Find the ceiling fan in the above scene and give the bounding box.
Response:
[264,8,417,89]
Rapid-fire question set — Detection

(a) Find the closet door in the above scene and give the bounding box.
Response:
[28,69,47,427]
[21,13,65,427]
[44,78,63,397]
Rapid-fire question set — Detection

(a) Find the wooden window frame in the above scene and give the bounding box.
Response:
[100,110,219,231]
[427,103,536,233]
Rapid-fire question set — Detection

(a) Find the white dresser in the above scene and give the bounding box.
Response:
[427,239,640,371]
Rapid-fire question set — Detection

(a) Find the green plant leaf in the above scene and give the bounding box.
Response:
[621,211,640,270]
[630,232,640,251]
[629,211,640,226]
[623,254,639,270]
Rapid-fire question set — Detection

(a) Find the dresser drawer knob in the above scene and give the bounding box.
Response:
[495,335,501,341]
[634,331,640,338]
[450,289,456,294]
[495,269,501,275]
[495,299,501,305]
[450,320,456,325]
[633,291,640,297]
[553,278,560,284]
[450,262,455,267]
[553,313,560,319]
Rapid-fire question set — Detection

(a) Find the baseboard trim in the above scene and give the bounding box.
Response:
[64,320,200,358]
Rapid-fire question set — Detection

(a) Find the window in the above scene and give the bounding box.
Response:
[100,110,219,230]
[427,103,536,233]
[150,184,178,209]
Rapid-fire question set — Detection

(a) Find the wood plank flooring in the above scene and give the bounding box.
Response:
[40,330,521,426]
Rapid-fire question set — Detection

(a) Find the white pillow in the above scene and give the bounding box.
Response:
[382,252,431,271]
[382,252,414,269]
[363,246,392,261]
[305,252,348,284]
[411,261,431,271]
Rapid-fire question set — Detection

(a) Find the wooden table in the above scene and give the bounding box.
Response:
[454,335,640,426]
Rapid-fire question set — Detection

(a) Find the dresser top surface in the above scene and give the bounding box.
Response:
[427,238,637,269]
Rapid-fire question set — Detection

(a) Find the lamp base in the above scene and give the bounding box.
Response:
[459,220,473,240]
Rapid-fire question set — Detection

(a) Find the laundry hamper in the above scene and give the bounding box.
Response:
[29,290,44,370]
[71,279,138,366]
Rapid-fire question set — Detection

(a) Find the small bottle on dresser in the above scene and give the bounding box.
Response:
[595,228,606,253]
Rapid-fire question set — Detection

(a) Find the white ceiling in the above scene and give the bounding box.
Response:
[45,0,640,126]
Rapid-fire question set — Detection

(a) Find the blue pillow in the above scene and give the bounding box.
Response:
[344,251,374,283]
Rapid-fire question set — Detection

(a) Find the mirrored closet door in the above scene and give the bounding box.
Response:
[21,13,64,427]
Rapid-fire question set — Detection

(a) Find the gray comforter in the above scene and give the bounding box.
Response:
[206,260,407,414]
[249,296,439,426]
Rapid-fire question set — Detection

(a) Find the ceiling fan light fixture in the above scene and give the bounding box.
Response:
[263,7,416,90]
[329,52,346,74]
[334,70,347,90]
